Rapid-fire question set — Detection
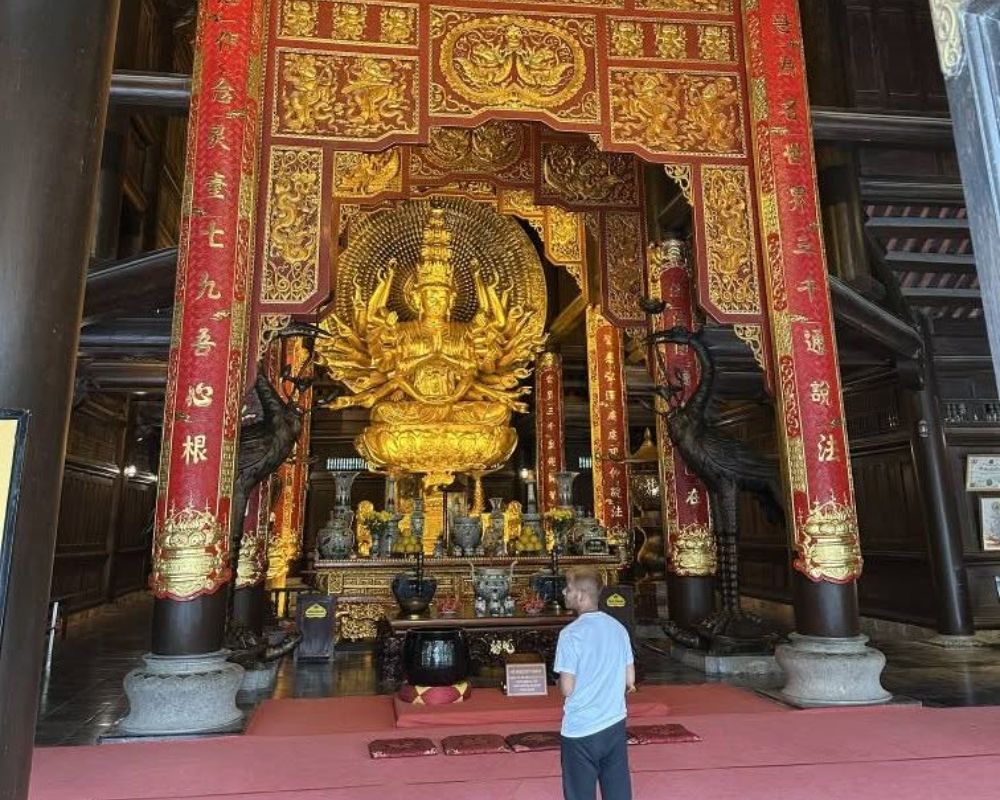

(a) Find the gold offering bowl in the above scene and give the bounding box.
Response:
[357,402,518,480]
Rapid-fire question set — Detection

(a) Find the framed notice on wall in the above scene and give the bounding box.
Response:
[966,455,1000,491]
[0,410,29,648]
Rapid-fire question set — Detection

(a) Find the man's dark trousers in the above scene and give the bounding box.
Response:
[560,719,632,800]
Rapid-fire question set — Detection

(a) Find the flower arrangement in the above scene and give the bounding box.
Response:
[437,595,461,617]
[363,509,392,538]
[544,508,575,552]
[520,593,545,615]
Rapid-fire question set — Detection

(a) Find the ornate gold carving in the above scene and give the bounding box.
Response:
[332,2,367,41]
[318,200,547,482]
[637,0,731,10]
[540,140,639,207]
[333,149,402,198]
[662,163,693,203]
[702,165,760,314]
[545,206,585,287]
[797,498,863,582]
[416,122,528,177]
[929,0,966,78]
[610,20,644,58]
[380,6,416,44]
[263,147,322,304]
[277,50,418,139]
[604,211,645,323]
[337,600,388,640]
[281,0,318,37]
[150,505,228,599]
[669,523,717,576]
[654,24,686,60]
[733,324,766,371]
[609,69,744,156]
[236,512,269,590]
[697,25,733,61]
[435,12,592,110]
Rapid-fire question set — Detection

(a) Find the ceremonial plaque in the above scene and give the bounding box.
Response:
[966,456,1000,491]
[504,654,548,697]
[0,410,28,649]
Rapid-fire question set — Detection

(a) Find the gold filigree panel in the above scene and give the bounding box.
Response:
[263,146,323,304]
[431,10,599,122]
[278,0,418,47]
[701,164,760,315]
[603,211,645,325]
[606,18,737,63]
[332,149,403,198]
[635,0,732,11]
[410,122,534,184]
[538,138,639,208]
[275,49,419,140]
[609,69,744,157]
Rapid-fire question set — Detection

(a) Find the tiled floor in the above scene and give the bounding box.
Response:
[32,594,1000,746]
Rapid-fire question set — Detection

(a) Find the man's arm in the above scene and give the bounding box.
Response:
[626,663,636,693]
[559,671,576,698]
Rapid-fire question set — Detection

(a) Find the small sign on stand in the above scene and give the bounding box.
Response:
[295,593,336,661]
[503,653,549,697]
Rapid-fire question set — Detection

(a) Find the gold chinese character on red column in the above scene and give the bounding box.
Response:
[196,272,222,300]
[212,78,235,104]
[818,433,839,462]
[784,143,802,165]
[208,125,230,150]
[804,329,826,355]
[789,186,806,210]
[782,99,798,121]
[793,233,814,254]
[193,328,217,357]
[779,55,795,75]
[216,31,239,50]
[205,172,228,200]
[206,221,226,248]
[773,14,791,33]
[686,488,700,505]
[797,279,817,303]
[809,380,831,406]
[186,382,215,408]
[181,434,209,464]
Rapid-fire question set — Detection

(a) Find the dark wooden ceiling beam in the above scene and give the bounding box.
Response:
[811,108,954,146]
[109,71,191,113]
[900,286,982,304]
[79,317,172,352]
[829,276,922,360]
[866,216,971,239]
[885,251,977,274]
[83,247,177,325]
[859,178,965,205]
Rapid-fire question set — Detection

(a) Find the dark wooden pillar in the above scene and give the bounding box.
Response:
[907,315,975,636]
[0,2,120,797]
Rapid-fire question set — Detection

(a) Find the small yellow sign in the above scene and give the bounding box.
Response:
[304,603,327,619]
[606,593,626,608]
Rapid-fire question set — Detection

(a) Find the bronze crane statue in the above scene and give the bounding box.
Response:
[643,305,784,652]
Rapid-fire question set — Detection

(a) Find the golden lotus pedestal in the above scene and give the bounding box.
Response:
[356,402,518,485]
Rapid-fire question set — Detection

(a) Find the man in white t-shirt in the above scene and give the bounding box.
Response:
[554,566,635,800]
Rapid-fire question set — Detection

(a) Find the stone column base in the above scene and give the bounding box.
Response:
[926,634,984,649]
[775,633,891,707]
[120,651,244,735]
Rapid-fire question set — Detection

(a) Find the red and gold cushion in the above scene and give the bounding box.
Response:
[441,733,511,755]
[397,681,472,705]
[626,723,701,745]
[368,737,439,759]
[505,731,562,752]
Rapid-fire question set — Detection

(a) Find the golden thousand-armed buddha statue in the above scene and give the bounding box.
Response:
[318,205,547,487]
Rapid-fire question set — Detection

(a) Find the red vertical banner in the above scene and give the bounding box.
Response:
[647,240,716,576]
[266,337,313,585]
[587,306,631,534]
[535,351,566,514]
[150,0,267,601]
[743,0,862,582]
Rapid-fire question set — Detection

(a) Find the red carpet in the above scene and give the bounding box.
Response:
[247,684,784,737]
[29,687,1000,800]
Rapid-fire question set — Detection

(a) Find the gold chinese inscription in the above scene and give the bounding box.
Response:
[333,149,402,198]
[263,147,323,304]
[609,69,744,156]
[539,139,639,208]
[277,50,419,140]
[150,505,228,599]
[604,211,645,324]
[701,164,761,314]
[434,11,593,112]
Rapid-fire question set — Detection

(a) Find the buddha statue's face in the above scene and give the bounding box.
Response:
[418,284,452,322]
